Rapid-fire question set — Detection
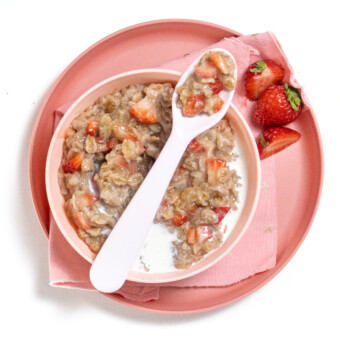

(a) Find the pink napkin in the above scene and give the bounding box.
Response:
[49,32,308,302]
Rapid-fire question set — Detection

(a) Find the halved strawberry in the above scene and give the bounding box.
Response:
[209,79,224,95]
[212,95,224,113]
[257,127,301,160]
[206,158,227,185]
[195,62,218,79]
[86,120,99,136]
[173,212,188,227]
[112,125,137,141]
[106,137,118,149]
[72,211,91,230]
[62,152,84,174]
[129,97,159,124]
[77,193,98,209]
[187,226,214,244]
[183,94,205,117]
[210,53,230,74]
[212,207,230,224]
[187,138,206,153]
[244,60,285,100]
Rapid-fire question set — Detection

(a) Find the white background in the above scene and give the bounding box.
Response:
[1,0,339,339]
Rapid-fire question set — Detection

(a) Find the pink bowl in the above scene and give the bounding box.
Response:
[45,68,261,283]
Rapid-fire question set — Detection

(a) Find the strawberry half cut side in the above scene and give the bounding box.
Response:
[257,127,301,160]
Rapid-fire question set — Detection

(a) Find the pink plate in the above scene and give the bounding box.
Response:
[29,19,323,314]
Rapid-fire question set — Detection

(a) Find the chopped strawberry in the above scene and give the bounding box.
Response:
[129,97,159,124]
[127,161,138,174]
[112,125,137,141]
[77,193,98,209]
[86,120,99,136]
[257,127,301,160]
[212,207,230,224]
[173,212,188,226]
[106,137,118,149]
[62,152,84,174]
[183,94,205,117]
[187,138,206,153]
[174,165,185,176]
[210,53,230,74]
[244,60,285,100]
[196,226,214,243]
[187,226,214,244]
[187,228,197,245]
[161,198,169,208]
[254,83,303,127]
[110,155,128,168]
[194,62,218,79]
[206,158,227,185]
[96,137,105,144]
[212,95,224,113]
[209,79,224,95]
[72,211,91,230]
[186,203,197,215]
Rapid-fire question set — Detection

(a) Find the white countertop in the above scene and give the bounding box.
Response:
[1,0,339,339]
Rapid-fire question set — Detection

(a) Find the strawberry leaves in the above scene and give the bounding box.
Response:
[284,83,301,111]
[250,60,267,73]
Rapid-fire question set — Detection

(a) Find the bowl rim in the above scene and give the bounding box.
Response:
[45,68,261,284]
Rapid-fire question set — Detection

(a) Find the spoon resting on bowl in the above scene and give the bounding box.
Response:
[90,48,237,293]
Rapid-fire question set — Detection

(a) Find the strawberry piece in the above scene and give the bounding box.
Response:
[127,161,138,174]
[186,203,197,215]
[174,165,185,176]
[129,97,159,124]
[206,158,227,185]
[112,125,137,141]
[210,53,230,74]
[196,226,214,243]
[183,94,205,117]
[254,83,302,126]
[187,226,214,244]
[72,211,91,230]
[86,120,99,136]
[96,137,105,144]
[209,79,224,95]
[62,152,84,174]
[77,193,98,209]
[257,127,301,160]
[161,198,169,208]
[194,62,218,79]
[244,60,285,100]
[106,137,118,149]
[188,138,206,153]
[187,228,197,245]
[110,155,129,168]
[173,212,188,226]
[212,95,224,113]
[212,207,230,224]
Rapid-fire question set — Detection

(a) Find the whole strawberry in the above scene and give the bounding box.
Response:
[253,83,302,127]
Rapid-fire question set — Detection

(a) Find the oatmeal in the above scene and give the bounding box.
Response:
[176,51,236,116]
[59,81,240,270]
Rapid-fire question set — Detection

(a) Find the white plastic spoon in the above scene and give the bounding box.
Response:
[90,48,236,293]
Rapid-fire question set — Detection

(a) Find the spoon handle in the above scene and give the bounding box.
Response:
[90,132,189,293]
